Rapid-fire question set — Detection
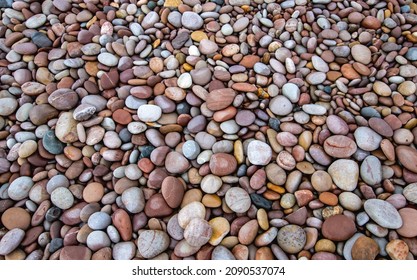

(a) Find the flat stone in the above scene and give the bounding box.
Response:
[48,89,79,110]
[247,140,272,165]
[364,199,403,229]
[184,218,212,247]
[0,228,25,255]
[269,95,293,116]
[209,153,237,176]
[211,245,235,260]
[386,239,409,260]
[1,207,31,230]
[51,187,74,210]
[397,208,417,238]
[165,151,190,174]
[373,81,392,96]
[201,174,222,194]
[328,159,359,191]
[55,112,78,143]
[404,183,417,203]
[98,53,118,67]
[121,187,145,214]
[311,55,329,72]
[323,135,357,158]
[60,246,92,260]
[396,146,417,173]
[137,105,162,122]
[181,11,203,30]
[306,72,326,85]
[161,176,184,208]
[199,39,218,55]
[322,214,357,241]
[142,11,159,29]
[8,176,33,201]
[354,127,382,151]
[86,231,111,251]
[112,242,136,260]
[178,202,206,229]
[0,98,18,116]
[360,155,382,185]
[351,236,380,260]
[88,212,111,230]
[225,187,251,213]
[277,225,306,254]
[206,88,236,111]
[351,44,372,64]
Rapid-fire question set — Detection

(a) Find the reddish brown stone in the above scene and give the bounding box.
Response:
[161,176,184,209]
[144,193,173,218]
[322,214,357,241]
[112,109,132,125]
[209,153,237,176]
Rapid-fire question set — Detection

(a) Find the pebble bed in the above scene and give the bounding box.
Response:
[1,0,417,261]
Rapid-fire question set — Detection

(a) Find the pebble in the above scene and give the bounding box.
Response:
[277,225,306,254]
[181,12,204,30]
[112,242,136,260]
[351,236,380,260]
[386,239,409,260]
[86,231,111,251]
[225,187,251,213]
[351,44,372,64]
[0,228,25,255]
[247,140,272,166]
[182,140,201,160]
[0,98,18,116]
[51,187,74,210]
[8,176,33,200]
[184,218,212,247]
[360,155,382,185]
[282,83,300,103]
[211,245,236,260]
[397,208,417,238]
[209,153,237,176]
[161,176,184,208]
[88,212,112,230]
[98,53,119,67]
[199,39,218,55]
[121,187,145,214]
[364,199,403,229]
[403,183,417,204]
[269,96,293,116]
[25,14,47,29]
[323,135,357,158]
[1,207,31,230]
[137,105,162,122]
[321,215,357,241]
[396,146,417,173]
[201,174,222,194]
[328,160,359,191]
[138,230,169,259]
[0,0,416,261]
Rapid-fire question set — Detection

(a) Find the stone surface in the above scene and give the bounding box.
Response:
[225,187,251,213]
[138,230,170,258]
[351,236,380,260]
[328,160,359,191]
[277,225,306,254]
[247,140,272,165]
[322,215,357,241]
[0,229,25,255]
[364,199,403,229]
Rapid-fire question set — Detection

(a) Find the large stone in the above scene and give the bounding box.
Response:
[247,140,272,165]
[328,159,359,191]
[364,199,403,229]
